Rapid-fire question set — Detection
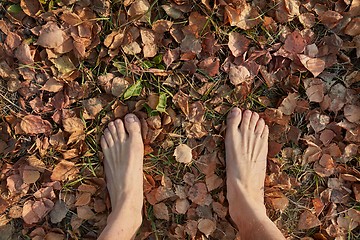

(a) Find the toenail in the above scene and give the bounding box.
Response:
[229,108,240,117]
[125,115,136,123]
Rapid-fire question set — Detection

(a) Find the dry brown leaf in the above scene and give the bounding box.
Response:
[284,30,306,53]
[309,112,330,133]
[304,78,324,103]
[188,182,212,206]
[319,10,343,29]
[37,22,65,48]
[344,104,360,123]
[205,174,223,192]
[297,210,321,230]
[198,218,216,237]
[50,160,78,182]
[278,93,298,115]
[77,206,94,220]
[229,64,252,86]
[75,192,92,206]
[266,191,289,211]
[111,77,130,97]
[174,144,192,163]
[128,0,150,22]
[153,202,169,220]
[41,78,64,92]
[175,198,190,214]
[298,55,325,77]
[20,0,41,16]
[50,200,68,224]
[62,117,84,133]
[22,200,40,224]
[22,165,40,184]
[228,32,250,57]
[225,5,260,30]
[20,115,52,135]
[9,205,22,218]
[163,48,180,67]
[344,18,360,36]
[198,57,220,77]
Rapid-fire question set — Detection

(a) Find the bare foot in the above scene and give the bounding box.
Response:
[99,114,144,239]
[225,108,269,223]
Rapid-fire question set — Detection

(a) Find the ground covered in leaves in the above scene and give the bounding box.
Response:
[0,0,359,239]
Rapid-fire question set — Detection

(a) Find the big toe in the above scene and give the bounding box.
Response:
[227,107,242,132]
[124,114,142,138]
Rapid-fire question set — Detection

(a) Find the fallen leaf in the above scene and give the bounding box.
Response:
[50,200,68,224]
[229,64,252,86]
[284,30,306,53]
[225,5,260,30]
[41,78,64,92]
[188,183,212,206]
[77,206,94,220]
[20,0,41,16]
[37,22,65,48]
[153,202,169,220]
[174,144,192,163]
[344,104,360,123]
[228,32,250,57]
[198,218,216,237]
[298,55,325,77]
[297,210,321,230]
[20,115,52,135]
[278,93,298,115]
[50,160,78,181]
[175,198,190,214]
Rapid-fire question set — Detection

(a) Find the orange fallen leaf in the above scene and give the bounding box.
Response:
[50,160,78,182]
[297,210,321,230]
[20,115,52,135]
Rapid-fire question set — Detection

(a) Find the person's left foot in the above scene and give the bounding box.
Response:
[101,114,144,214]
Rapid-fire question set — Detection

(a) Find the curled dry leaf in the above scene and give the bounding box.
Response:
[344,104,360,123]
[173,144,192,163]
[20,115,52,135]
[62,117,84,133]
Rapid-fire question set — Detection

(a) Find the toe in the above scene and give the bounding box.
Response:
[100,136,108,150]
[227,107,242,131]
[249,112,259,131]
[104,128,114,147]
[240,110,252,131]
[124,114,142,137]
[255,118,265,135]
[115,119,127,142]
[108,122,119,141]
[261,125,269,139]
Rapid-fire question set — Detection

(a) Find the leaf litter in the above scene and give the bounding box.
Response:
[0,0,360,239]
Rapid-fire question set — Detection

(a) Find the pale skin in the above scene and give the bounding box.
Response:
[98,108,285,240]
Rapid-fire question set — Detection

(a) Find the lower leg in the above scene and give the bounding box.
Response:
[225,108,285,240]
[98,114,144,240]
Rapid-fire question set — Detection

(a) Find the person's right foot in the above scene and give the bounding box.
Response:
[225,108,269,220]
